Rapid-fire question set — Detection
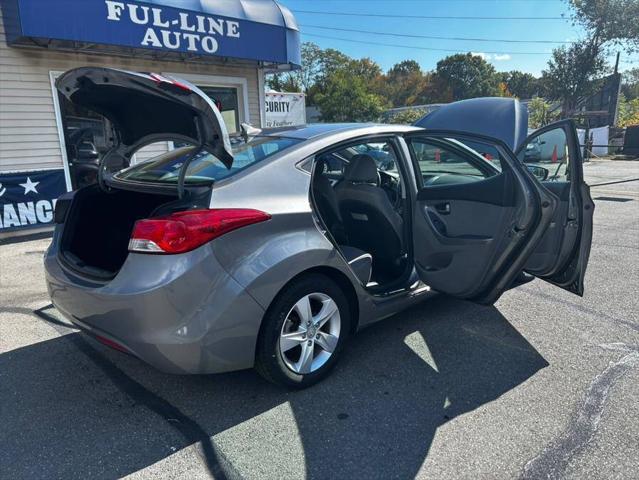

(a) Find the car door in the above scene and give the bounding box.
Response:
[403,131,557,305]
[516,120,594,295]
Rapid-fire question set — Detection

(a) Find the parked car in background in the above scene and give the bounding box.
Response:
[45,69,594,388]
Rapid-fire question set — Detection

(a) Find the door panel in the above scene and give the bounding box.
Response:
[406,132,555,304]
[516,120,594,295]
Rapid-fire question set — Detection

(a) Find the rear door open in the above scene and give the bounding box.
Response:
[405,131,555,305]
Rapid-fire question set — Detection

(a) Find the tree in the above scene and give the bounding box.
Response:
[617,93,639,127]
[315,70,388,122]
[501,71,542,99]
[382,60,432,107]
[541,43,607,116]
[432,53,500,101]
[621,68,639,100]
[384,108,426,125]
[266,73,301,93]
[528,97,559,129]
[567,0,639,53]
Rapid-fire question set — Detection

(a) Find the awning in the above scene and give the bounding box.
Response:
[1,0,301,69]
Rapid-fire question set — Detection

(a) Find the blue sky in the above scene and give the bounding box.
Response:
[279,0,635,76]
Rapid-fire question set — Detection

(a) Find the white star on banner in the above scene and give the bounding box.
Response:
[20,177,40,195]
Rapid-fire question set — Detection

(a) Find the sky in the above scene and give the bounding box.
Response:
[278,0,637,76]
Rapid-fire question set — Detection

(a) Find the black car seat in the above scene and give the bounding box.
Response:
[312,158,347,244]
[335,154,404,279]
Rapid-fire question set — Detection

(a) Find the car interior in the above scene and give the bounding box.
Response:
[311,135,509,293]
[311,140,411,290]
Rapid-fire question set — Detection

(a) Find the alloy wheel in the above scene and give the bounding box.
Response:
[278,292,341,374]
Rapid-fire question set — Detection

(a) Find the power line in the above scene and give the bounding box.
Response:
[300,24,572,44]
[303,32,551,54]
[293,9,567,20]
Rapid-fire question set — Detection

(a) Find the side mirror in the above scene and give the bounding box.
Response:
[527,165,549,182]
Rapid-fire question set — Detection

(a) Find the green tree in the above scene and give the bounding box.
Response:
[384,108,426,125]
[433,53,500,101]
[501,71,542,99]
[541,43,607,116]
[315,70,388,122]
[567,0,639,53]
[617,93,639,127]
[266,73,301,93]
[382,60,431,107]
[528,97,559,129]
[621,68,639,100]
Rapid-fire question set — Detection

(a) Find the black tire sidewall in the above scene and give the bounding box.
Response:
[256,274,351,388]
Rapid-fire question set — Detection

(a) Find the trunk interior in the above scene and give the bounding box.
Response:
[60,186,178,279]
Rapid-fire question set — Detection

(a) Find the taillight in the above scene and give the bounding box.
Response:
[129,209,270,254]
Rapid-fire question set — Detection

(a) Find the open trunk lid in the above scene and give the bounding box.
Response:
[55,67,234,168]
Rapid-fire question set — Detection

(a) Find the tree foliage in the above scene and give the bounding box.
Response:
[315,70,388,122]
[528,97,560,129]
[621,68,639,100]
[617,93,639,127]
[500,71,542,99]
[384,108,427,125]
[541,43,607,115]
[432,53,500,100]
[568,0,639,53]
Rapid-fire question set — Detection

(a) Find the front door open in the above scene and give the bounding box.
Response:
[516,120,595,295]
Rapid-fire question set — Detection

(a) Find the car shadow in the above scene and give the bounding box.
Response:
[0,295,547,479]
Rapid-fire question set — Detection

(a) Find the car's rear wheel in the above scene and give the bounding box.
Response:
[255,274,351,389]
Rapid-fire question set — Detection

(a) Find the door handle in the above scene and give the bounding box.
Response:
[435,202,451,215]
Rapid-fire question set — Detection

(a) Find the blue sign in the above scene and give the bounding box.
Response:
[0,170,67,232]
[2,0,301,67]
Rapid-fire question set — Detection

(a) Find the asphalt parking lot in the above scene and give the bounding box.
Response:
[1,159,638,480]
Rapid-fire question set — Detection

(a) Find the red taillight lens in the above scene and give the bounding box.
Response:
[129,209,271,254]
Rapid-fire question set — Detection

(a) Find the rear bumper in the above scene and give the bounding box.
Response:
[44,229,265,374]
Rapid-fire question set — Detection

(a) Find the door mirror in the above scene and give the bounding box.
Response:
[527,165,549,182]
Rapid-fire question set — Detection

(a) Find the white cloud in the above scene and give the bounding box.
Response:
[471,52,491,60]
[493,54,512,61]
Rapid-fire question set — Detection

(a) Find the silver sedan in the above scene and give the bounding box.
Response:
[45,68,593,388]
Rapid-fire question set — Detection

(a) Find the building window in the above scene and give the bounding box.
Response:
[199,86,241,134]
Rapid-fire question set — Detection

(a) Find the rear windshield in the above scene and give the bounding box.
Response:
[116,136,301,184]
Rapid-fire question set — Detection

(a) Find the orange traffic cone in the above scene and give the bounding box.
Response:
[551,145,558,163]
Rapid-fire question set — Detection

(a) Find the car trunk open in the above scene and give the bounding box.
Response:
[55,67,234,169]
[59,186,180,279]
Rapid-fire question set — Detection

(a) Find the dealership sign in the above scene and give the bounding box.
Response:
[0,170,66,232]
[2,0,301,66]
[265,92,306,128]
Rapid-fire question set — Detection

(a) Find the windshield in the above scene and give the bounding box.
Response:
[116,136,301,184]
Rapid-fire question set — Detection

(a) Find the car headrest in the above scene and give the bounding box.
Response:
[345,154,379,185]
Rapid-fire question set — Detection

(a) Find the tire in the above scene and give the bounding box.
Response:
[255,273,351,389]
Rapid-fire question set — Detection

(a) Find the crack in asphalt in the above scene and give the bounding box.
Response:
[521,343,639,480]
[517,286,639,334]
[32,304,237,480]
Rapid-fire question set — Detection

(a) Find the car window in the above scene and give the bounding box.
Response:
[518,127,570,182]
[317,139,400,180]
[409,138,497,185]
[116,136,301,184]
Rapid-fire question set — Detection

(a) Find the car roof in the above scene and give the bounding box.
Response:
[259,123,420,140]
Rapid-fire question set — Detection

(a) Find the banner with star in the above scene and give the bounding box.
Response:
[0,170,67,232]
